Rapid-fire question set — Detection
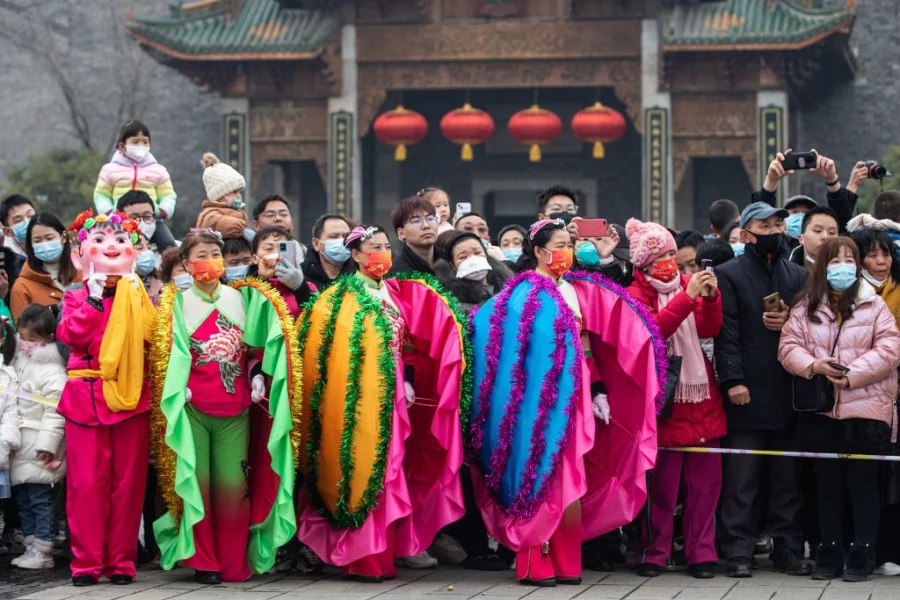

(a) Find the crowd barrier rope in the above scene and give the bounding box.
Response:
[662,446,900,462]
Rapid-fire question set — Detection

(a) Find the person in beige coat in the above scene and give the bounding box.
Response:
[779,237,900,583]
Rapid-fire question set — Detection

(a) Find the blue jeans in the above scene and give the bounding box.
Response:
[13,483,54,542]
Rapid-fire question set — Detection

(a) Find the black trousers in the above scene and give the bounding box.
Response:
[717,430,804,559]
[815,458,881,547]
[444,465,491,557]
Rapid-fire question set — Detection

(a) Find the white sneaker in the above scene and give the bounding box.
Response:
[17,546,54,569]
[428,534,467,565]
[396,551,438,569]
[11,545,32,566]
[877,562,900,576]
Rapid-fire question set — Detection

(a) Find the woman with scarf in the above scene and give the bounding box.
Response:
[625,219,725,580]
[468,219,664,587]
[295,225,468,582]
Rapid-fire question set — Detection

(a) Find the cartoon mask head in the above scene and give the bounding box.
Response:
[69,210,140,281]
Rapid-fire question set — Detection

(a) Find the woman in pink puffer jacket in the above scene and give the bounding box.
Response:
[779,237,900,583]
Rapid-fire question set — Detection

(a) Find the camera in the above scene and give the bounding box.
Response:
[865,160,892,180]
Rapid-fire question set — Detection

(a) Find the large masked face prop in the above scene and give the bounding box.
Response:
[69,210,140,282]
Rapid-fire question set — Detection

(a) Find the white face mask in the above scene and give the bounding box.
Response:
[862,269,887,288]
[139,219,156,240]
[125,144,150,161]
[456,254,492,281]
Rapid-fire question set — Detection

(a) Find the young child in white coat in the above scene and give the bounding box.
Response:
[9,304,66,569]
[0,318,20,505]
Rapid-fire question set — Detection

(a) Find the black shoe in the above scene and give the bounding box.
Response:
[344,573,384,583]
[843,542,875,582]
[811,541,843,581]
[557,576,582,585]
[520,577,557,587]
[109,574,133,585]
[462,554,508,571]
[583,556,615,572]
[689,562,716,579]
[194,570,222,585]
[771,540,811,576]
[72,576,96,587]
[637,563,662,577]
[727,557,752,578]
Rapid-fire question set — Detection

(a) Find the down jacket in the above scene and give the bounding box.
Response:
[93,150,177,218]
[778,282,900,427]
[0,366,20,470]
[628,271,727,447]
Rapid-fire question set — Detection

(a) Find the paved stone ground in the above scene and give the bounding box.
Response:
[9,562,900,600]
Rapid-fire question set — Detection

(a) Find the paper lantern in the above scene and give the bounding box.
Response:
[507,105,562,162]
[373,105,428,161]
[440,103,495,161]
[571,102,627,159]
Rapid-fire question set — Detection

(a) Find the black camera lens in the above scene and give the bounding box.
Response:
[866,160,888,180]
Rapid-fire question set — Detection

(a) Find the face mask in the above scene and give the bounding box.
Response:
[125,145,150,161]
[33,240,62,263]
[576,241,600,266]
[16,337,43,357]
[649,257,679,282]
[502,248,523,263]
[361,251,392,280]
[191,258,225,284]
[230,196,243,210]
[480,238,490,250]
[11,219,29,243]
[457,255,492,281]
[547,212,575,225]
[139,219,156,240]
[748,232,783,255]
[785,213,804,240]
[225,265,249,282]
[541,248,574,278]
[321,239,351,265]
[173,273,193,291]
[826,263,858,292]
[730,242,745,257]
[862,269,887,288]
[135,251,156,276]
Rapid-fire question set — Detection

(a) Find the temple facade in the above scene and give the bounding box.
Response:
[127,0,856,234]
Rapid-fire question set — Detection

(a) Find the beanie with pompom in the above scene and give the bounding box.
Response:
[201,152,246,202]
[626,218,676,269]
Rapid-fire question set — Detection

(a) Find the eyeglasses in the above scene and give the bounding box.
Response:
[546,204,578,215]
[262,210,291,220]
[408,215,438,228]
[129,213,155,223]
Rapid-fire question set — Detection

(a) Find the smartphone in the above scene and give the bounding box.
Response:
[701,259,713,272]
[578,219,609,238]
[782,151,818,171]
[828,361,851,373]
[278,241,296,266]
[763,292,781,313]
[456,203,471,218]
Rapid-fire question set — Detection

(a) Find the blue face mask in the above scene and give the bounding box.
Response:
[173,273,193,291]
[225,265,249,282]
[322,239,351,265]
[785,212,804,240]
[480,238,490,250]
[502,248,522,263]
[826,263,858,292]
[730,242,745,257]
[576,241,600,266]
[135,251,156,276]
[32,240,62,263]
[11,219,29,243]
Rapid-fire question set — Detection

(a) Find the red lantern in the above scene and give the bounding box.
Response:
[507,105,562,162]
[571,102,626,159]
[440,103,495,161]
[373,105,428,161]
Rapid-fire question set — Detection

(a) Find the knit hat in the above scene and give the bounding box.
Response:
[625,218,676,269]
[201,153,246,201]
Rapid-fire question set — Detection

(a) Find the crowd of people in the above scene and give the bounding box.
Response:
[0,120,898,589]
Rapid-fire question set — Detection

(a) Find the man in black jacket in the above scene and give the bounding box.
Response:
[389,196,438,276]
[714,202,809,578]
[301,213,356,291]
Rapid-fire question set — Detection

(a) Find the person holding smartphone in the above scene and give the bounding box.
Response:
[779,237,900,582]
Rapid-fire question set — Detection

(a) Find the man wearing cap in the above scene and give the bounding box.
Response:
[714,201,808,579]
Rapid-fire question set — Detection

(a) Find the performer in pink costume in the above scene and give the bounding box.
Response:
[57,210,155,587]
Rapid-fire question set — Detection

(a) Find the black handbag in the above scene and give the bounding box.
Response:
[659,355,682,419]
[792,320,845,413]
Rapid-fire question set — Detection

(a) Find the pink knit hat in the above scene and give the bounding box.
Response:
[626,218,676,269]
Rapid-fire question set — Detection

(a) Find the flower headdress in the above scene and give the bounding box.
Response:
[69,209,140,244]
[344,226,378,248]
[528,218,566,240]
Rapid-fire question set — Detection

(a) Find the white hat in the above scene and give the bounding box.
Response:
[201,152,246,201]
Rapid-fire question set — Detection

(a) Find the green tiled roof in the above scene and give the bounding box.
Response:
[127,0,340,59]
[661,0,855,50]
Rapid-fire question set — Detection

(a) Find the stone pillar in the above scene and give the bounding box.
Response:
[327,24,362,220]
[641,19,673,226]
[221,97,251,200]
[757,91,788,206]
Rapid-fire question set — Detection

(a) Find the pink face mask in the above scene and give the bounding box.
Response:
[17,338,44,357]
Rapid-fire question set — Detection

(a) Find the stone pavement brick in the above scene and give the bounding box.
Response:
[174,590,286,600]
[723,588,777,600]
[819,589,872,600]
[577,585,647,600]
[619,585,684,599]
[769,589,824,600]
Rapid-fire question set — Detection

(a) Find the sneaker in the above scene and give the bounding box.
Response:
[843,543,875,583]
[876,561,900,576]
[727,557,752,578]
[754,534,773,556]
[396,551,438,569]
[428,534,467,565]
[17,547,54,569]
[771,541,811,576]
[11,545,33,567]
[297,542,325,574]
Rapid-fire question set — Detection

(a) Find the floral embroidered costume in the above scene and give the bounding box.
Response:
[295,270,470,579]
[150,277,300,582]
[57,211,156,584]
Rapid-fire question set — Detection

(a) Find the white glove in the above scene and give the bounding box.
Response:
[87,264,107,299]
[592,393,610,424]
[126,272,141,290]
[185,388,192,402]
[251,374,267,404]
[404,381,415,408]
